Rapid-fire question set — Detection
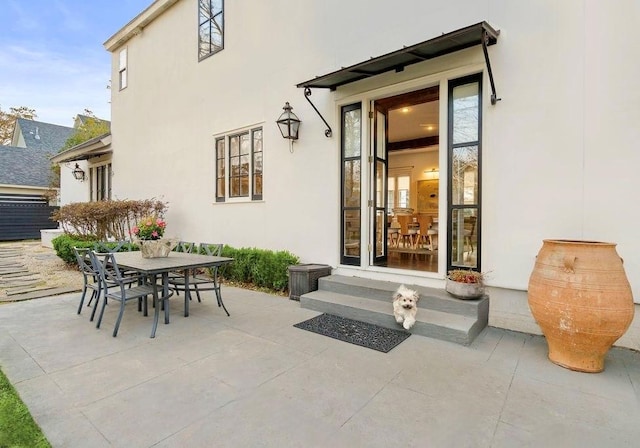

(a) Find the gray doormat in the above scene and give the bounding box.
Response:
[294,313,410,353]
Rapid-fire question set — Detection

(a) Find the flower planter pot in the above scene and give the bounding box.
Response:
[136,239,178,258]
[528,239,634,373]
[445,278,485,300]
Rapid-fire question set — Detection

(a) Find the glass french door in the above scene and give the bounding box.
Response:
[372,106,388,265]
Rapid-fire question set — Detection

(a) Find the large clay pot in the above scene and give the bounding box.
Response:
[528,239,634,372]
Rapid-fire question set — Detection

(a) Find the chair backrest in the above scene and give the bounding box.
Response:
[94,241,132,253]
[89,251,125,286]
[174,241,196,253]
[74,247,98,280]
[199,243,223,256]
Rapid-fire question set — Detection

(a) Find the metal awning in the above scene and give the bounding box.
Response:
[297,21,499,91]
[296,22,500,137]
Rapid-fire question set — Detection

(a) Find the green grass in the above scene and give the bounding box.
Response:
[0,368,51,448]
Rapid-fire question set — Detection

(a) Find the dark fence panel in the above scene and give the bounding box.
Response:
[0,195,59,241]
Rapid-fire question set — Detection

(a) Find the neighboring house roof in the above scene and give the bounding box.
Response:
[50,132,112,163]
[0,145,52,187]
[74,114,111,129]
[11,118,74,154]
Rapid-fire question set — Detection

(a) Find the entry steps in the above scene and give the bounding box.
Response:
[300,275,489,346]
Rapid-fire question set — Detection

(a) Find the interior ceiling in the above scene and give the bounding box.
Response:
[388,101,439,143]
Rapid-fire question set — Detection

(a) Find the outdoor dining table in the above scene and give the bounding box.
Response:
[112,251,234,337]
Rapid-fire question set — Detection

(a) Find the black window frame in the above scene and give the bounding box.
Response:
[215,137,225,202]
[447,73,483,273]
[340,102,362,266]
[198,0,224,61]
[215,126,263,202]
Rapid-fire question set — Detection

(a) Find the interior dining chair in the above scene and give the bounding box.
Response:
[73,247,102,320]
[90,251,156,337]
[167,243,229,316]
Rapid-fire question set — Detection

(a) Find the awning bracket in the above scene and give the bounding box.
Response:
[304,87,332,138]
[482,30,501,105]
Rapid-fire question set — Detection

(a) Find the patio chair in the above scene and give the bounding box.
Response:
[90,251,156,337]
[173,241,196,253]
[73,247,102,320]
[167,243,229,316]
[94,240,134,253]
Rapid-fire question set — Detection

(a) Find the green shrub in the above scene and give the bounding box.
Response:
[52,234,95,264]
[218,246,299,292]
[52,235,139,264]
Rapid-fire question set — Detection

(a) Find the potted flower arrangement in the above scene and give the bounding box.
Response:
[131,216,177,258]
[445,269,485,300]
[132,216,166,240]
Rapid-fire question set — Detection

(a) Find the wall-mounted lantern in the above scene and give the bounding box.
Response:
[276,102,301,141]
[72,163,85,181]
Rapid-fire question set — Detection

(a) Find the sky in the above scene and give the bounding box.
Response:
[0,0,153,127]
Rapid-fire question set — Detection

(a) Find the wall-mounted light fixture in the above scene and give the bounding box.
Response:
[276,102,301,141]
[424,168,439,180]
[72,163,85,181]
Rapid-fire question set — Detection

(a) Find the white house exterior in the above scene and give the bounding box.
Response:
[102,0,640,349]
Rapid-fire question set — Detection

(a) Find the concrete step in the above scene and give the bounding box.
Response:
[300,289,485,346]
[300,275,489,345]
[317,275,487,318]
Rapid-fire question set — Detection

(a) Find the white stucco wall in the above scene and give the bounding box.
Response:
[106,0,640,349]
[58,161,90,205]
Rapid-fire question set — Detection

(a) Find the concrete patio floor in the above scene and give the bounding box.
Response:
[0,287,639,447]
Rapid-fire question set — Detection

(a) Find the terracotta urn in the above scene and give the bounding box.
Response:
[528,239,634,372]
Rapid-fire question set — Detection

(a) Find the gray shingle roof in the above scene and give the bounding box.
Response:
[0,145,52,187]
[15,118,75,154]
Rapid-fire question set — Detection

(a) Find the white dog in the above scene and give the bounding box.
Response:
[393,284,419,330]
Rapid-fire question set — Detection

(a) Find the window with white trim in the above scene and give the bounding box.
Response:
[118,48,127,90]
[215,126,263,202]
[387,168,411,214]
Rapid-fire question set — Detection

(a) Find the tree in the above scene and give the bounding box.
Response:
[60,109,110,151]
[0,105,37,145]
[49,110,110,192]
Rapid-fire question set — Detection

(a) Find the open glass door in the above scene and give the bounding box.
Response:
[372,106,388,265]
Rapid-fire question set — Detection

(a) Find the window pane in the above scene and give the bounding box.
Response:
[210,0,223,15]
[119,49,127,70]
[375,210,385,257]
[230,136,239,156]
[452,145,478,205]
[451,208,478,269]
[119,69,127,90]
[375,160,385,205]
[452,82,479,144]
[240,133,250,155]
[343,109,361,158]
[199,22,211,57]
[199,0,212,21]
[212,15,223,51]
[343,160,360,207]
[344,210,360,256]
[253,174,262,196]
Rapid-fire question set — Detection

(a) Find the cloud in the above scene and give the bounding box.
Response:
[0,44,111,125]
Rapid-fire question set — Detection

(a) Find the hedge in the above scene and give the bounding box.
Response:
[52,235,299,292]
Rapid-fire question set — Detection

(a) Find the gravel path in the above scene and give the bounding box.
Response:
[0,241,83,301]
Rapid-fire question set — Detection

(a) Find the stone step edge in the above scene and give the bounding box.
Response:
[301,290,477,332]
